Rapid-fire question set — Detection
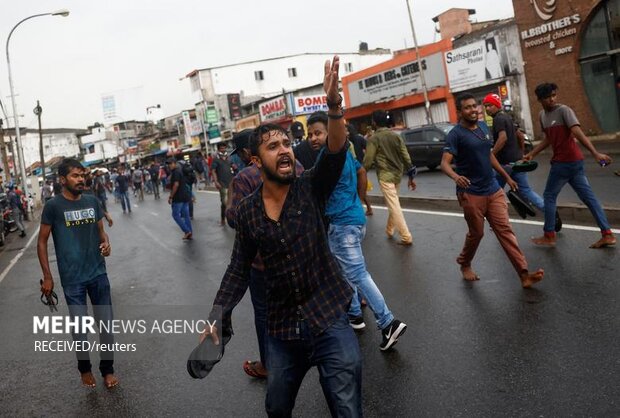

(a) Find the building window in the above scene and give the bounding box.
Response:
[578,0,620,132]
[344,62,353,73]
[254,70,264,81]
[288,67,297,77]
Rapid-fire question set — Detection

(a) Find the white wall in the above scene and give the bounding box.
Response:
[22,132,81,167]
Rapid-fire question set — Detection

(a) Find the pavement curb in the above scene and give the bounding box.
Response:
[200,185,619,227]
[366,194,620,227]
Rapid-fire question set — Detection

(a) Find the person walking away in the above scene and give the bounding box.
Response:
[525,82,615,248]
[211,143,234,225]
[7,185,26,237]
[115,168,131,213]
[93,170,113,227]
[41,180,53,204]
[132,167,144,201]
[37,158,118,389]
[441,93,544,288]
[363,110,416,245]
[149,162,161,199]
[166,158,193,240]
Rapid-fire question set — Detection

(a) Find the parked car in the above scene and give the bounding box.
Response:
[395,123,455,170]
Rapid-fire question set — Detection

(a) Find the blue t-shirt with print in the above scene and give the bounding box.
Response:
[443,122,500,196]
[325,148,366,226]
[41,194,106,287]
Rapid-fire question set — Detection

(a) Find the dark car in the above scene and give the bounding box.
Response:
[395,123,455,170]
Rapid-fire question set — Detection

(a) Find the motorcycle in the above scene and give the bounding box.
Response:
[0,193,17,246]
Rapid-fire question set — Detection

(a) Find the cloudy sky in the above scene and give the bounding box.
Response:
[0,0,514,129]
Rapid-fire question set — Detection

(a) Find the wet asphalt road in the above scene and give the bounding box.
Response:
[0,190,619,417]
[368,146,620,206]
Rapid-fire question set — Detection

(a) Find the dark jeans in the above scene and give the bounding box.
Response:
[152,179,160,199]
[62,273,114,376]
[249,267,267,365]
[119,191,131,212]
[265,313,362,418]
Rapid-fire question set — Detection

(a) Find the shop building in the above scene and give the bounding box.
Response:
[439,9,534,133]
[513,0,620,135]
[342,39,456,135]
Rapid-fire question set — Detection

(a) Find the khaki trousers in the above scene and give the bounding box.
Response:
[379,181,412,244]
[456,189,527,274]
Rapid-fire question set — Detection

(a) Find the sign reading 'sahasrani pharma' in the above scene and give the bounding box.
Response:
[345,52,445,108]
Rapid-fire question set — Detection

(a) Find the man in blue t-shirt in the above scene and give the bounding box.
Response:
[440,93,544,288]
[307,111,407,351]
[38,158,118,389]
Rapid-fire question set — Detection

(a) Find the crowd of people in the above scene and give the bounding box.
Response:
[35,56,616,417]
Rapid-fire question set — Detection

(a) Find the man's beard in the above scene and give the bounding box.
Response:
[65,184,83,196]
[263,164,295,185]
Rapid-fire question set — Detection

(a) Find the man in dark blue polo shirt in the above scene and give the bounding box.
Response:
[440,93,544,288]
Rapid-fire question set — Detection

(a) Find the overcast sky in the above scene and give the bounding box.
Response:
[0,0,514,129]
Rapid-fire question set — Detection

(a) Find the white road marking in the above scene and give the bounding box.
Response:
[375,205,620,233]
[150,212,159,216]
[0,227,40,285]
[198,189,619,233]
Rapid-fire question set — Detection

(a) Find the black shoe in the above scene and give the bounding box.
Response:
[348,316,366,330]
[380,319,407,351]
[555,210,563,232]
[19,231,26,238]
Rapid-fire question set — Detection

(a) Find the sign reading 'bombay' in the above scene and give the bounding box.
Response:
[259,96,287,122]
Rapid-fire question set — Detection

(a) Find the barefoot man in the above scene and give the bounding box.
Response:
[38,158,119,388]
[440,93,544,288]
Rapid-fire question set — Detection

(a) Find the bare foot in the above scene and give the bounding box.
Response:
[461,266,480,281]
[520,268,544,288]
[80,372,96,388]
[365,208,373,216]
[397,240,413,246]
[531,235,556,246]
[104,374,119,389]
[590,234,616,249]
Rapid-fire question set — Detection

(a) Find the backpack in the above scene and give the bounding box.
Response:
[182,163,197,185]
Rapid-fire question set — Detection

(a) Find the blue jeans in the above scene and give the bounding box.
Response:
[119,191,131,212]
[171,202,192,233]
[62,273,114,376]
[249,267,267,366]
[543,160,611,233]
[496,170,544,211]
[328,224,394,330]
[265,314,362,417]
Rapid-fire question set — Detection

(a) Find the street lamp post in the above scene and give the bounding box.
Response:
[405,0,433,125]
[6,9,70,194]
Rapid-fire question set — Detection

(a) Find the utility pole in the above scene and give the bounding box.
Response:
[34,100,44,183]
[405,0,433,125]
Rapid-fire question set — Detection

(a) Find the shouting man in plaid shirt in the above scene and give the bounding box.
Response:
[202,57,362,417]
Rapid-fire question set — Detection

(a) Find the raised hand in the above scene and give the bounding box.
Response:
[323,56,341,106]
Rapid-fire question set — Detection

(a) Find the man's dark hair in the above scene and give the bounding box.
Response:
[217,142,227,149]
[372,110,391,128]
[249,123,289,157]
[58,158,84,178]
[455,93,476,111]
[534,82,558,100]
[307,111,328,128]
[346,124,359,137]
